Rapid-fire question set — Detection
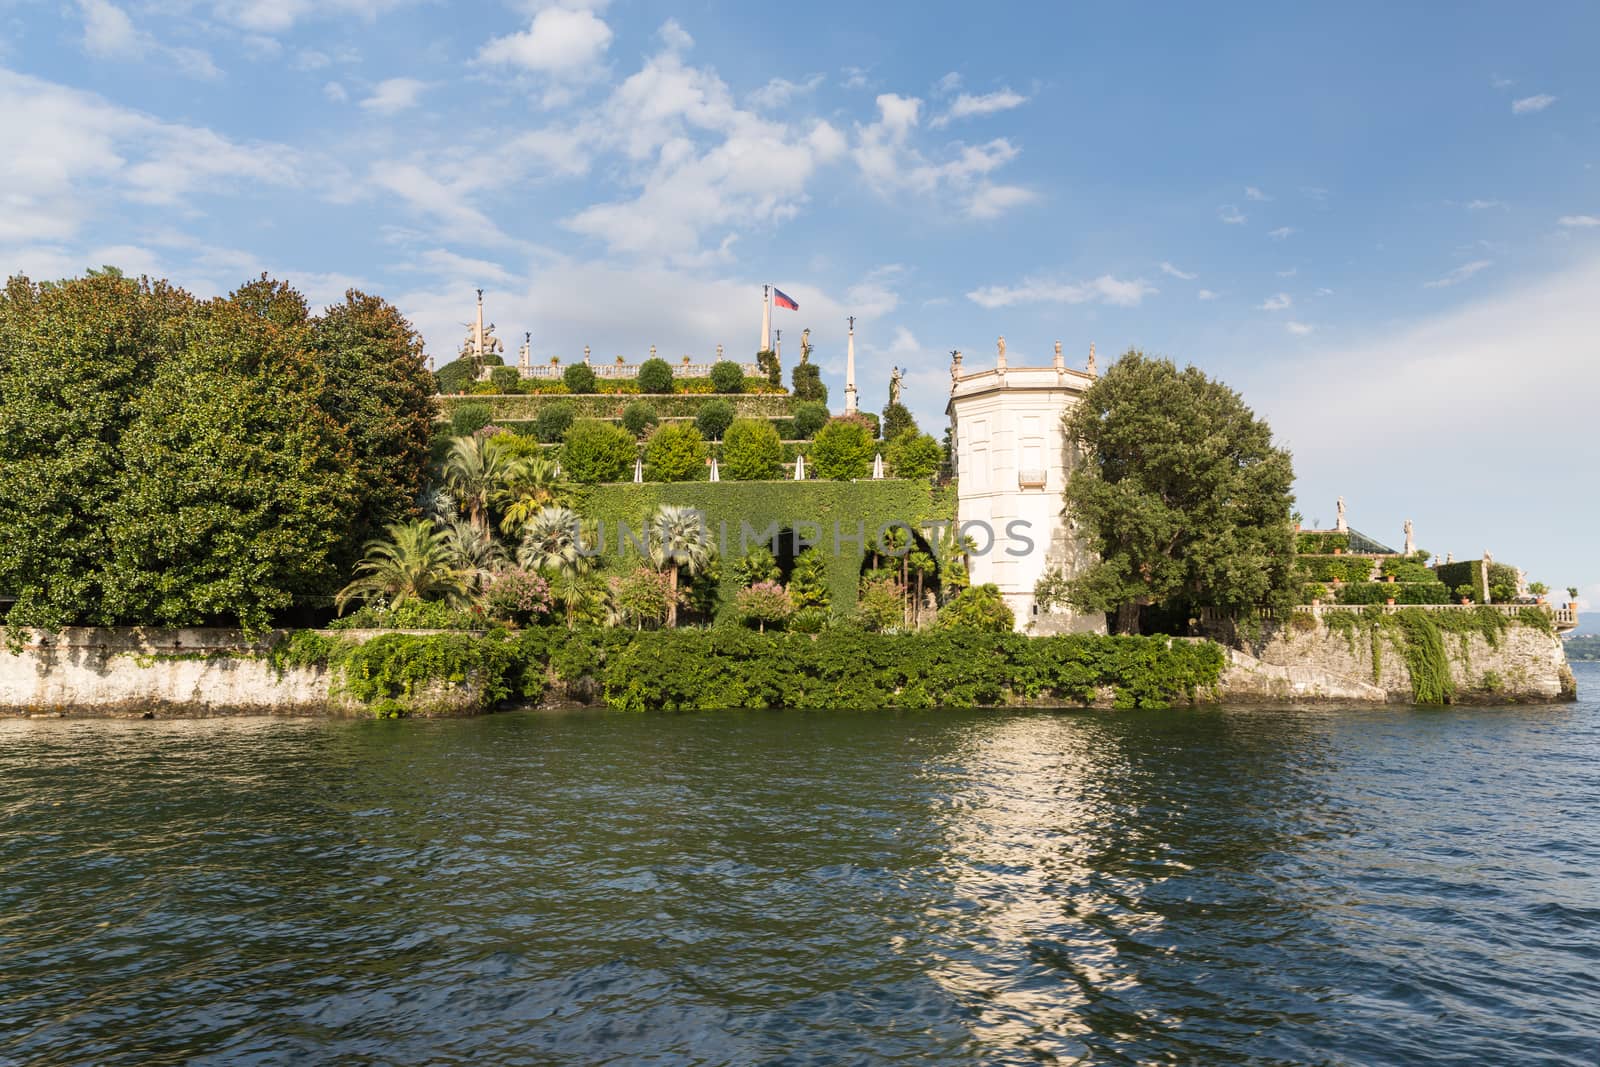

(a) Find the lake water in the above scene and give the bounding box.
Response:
[3,665,1597,1065]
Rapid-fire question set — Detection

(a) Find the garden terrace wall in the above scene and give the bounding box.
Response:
[438,393,792,423]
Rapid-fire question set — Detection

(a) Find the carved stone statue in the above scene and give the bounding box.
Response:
[1403,519,1415,555]
[1335,496,1347,533]
[889,366,904,406]
[1087,342,1097,376]
[483,323,503,356]
[800,327,812,364]
[996,335,1006,365]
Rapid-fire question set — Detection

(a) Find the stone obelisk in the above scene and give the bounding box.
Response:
[844,315,859,414]
[760,285,771,353]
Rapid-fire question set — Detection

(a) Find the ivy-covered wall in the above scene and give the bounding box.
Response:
[439,393,792,423]
[577,480,946,613]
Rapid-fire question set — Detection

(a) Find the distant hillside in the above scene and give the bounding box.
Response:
[1566,634,1600,661]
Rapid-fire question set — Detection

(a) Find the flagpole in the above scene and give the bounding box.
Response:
[761,284,771,353]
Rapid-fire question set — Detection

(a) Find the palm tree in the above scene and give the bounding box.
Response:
[442,435,519,534]
[439,517,506,593]
[648,504,715,627]
[497,452,568,536]
[549,567,606,629]
[334,521,472,614]
[517,506,588,576]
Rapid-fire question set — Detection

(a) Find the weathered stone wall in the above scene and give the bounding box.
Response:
[0,628,483,718]
[1220,618,1575,703]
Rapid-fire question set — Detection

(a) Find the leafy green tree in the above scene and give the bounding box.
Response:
[645,423,707,482]
[1064,351,1296,632]
[709,360,745,393]
[756,348,781,387]
[791,360,828,404]
[490,366,519,391]
[648,504,715,627]
[791,401,829,439]
[810,416,875,480]
[885,429,942,479]
[560,419,636,483]
[308,289,437,566]
[734,580,793,632]
[789,547,830,609]
[563,362,597,393]
[695,398,735,439]
[534,398,577,442]
[638,357,674,394]
[881,401,917,441]
[104,284,359,633]
[622,400,658,437]
[933,583,1014,633]
[855,578,905,632]
[721,418,782,480]
[450,402,493,436]
[335,521,473,613]
[0,271,193,633]
[610,566,673,630]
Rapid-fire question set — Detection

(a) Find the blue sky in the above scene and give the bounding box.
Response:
[2,0,1598,612]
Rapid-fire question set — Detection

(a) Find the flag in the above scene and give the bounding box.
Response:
[772,287,799,311]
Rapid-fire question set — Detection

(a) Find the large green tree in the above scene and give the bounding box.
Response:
[0,272,193,632]
[104,282,359,633]
[1063,352,1296,633]
[309,289,436,565]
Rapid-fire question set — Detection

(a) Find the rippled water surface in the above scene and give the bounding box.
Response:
[3,666,1599,1065]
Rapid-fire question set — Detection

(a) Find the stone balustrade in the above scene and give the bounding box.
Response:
[503,360,763,381]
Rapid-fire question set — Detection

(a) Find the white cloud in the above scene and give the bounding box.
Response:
[934,71,962,95]
[1245,186,1269,201]
[360,77,427,114]
[1197,288,1218,301]
[748,73,824,110]
[1558,215,1600,228]
[1490,74,1515,89]
[1314,287,1333,296]
[1160,261,1197,280]
[1511,93,1556,114]
[1268,226,1296,239]
[1258,292,1292,311]
[1286,320,1314,336]
[76,0,219,79]
[0,67,303,242]
[1276,267,1298,277]
[966,274,1156,309]
[1218,204,1246,224]
[853,93,1033,219]
[1423,259,1492,288]
[478,6,613,74]
[323,80,348,103]
[212,0,417,36]
[840,66,870,90]
[1465,198,1504,210]
[930,88,1028,128]
[1252,255,1600,590]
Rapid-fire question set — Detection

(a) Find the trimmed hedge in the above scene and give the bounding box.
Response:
[1296,531,1350,553]
[1296,555,1377,583]
[1434,561,1485,604]
[1335,580,1453,605]
[439,392,791,424]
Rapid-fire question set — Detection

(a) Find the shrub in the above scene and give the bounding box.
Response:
[489,366,519,392]
[810,416,875,480]
[791,401,829,439]
[610,566,673,629]
[562,362,598,394]
[486,567,552,624]
[756,349,781,387]
[450,402,493,437]
[695,398,736,439]
[645,422,708,482]
[721,418,783,480]
[856,578,904,632]
[622,400,658,437]
[327,599,484,630]
[533,398,578,443]
[881,402,917,442]
[638,357,674,394]
[1380,558,1435,583]
[731,544,781,587]
[709,360,746,394]
[933,583,1015,632]
[789,605,829,634]
[733,580,794,632]
[885,429,942,479]
[792,360,827,404]
[560,419,636,483]
[1295,532,1350,553]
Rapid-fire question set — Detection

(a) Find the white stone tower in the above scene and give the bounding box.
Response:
[844,315,859,414]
